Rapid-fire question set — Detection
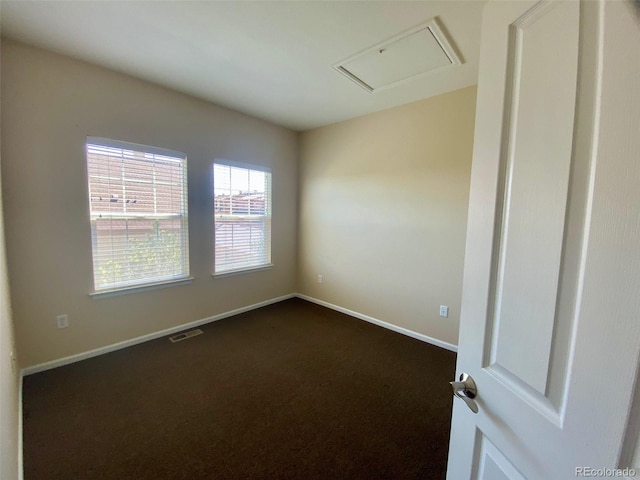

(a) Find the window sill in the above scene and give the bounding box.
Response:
[212,264,273,279]
[90,277,194,299]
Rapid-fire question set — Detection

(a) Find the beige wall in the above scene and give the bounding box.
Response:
[1,40,298,368]
[0,40,21,480]
[0,165,19,480]
[298,86,476,347]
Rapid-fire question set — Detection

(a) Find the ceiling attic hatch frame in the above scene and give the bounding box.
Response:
[333,18,462,93]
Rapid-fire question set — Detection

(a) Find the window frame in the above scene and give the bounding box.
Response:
[212,159,273,276]
[86,137,191,296]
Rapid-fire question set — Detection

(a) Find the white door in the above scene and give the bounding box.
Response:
[447,1,640,479]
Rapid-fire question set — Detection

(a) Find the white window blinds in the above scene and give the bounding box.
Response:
[86,137,189,292]
[213,161,272,274]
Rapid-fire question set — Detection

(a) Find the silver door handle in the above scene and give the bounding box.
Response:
[450,373,478,413]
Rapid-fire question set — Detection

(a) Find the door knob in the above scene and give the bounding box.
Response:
[450,373,478,413]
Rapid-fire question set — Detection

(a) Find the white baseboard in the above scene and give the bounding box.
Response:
[295,293,458,353]
[21,293,296,376]
[21,291,456,376]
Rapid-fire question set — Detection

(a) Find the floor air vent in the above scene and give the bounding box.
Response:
[169,329,204,343]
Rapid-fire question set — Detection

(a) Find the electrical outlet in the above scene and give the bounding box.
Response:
[56,314,69,329]
[317,274,323,284]
[439,305,449,318]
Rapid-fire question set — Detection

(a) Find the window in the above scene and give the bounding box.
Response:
[213,161,272,274]
[86,137,189,293]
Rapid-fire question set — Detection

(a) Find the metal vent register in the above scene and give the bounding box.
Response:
[169,329,204,343]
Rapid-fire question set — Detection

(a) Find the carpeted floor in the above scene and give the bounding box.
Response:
[22,298,456,479]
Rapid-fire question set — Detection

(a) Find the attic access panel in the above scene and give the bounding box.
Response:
[333,18,462,93]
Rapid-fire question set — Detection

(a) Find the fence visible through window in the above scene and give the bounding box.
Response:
[213,161,272,274]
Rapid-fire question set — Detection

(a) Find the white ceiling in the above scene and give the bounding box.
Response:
[0,1,485,131]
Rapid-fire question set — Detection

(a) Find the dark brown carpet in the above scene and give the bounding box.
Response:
[23,298,456,480]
